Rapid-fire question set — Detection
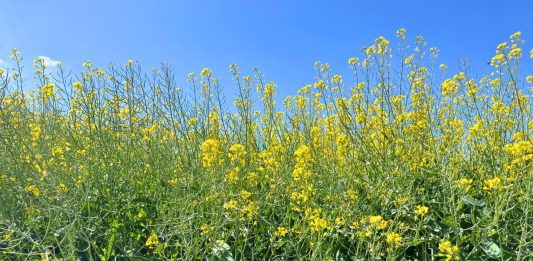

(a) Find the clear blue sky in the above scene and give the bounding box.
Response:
[1,0,531,98]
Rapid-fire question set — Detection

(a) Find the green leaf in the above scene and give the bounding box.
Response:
[405,238,424,247]
[212,241,234,261]
[480,240,501,259]
[462,196,485,208]
[335,249,346,261]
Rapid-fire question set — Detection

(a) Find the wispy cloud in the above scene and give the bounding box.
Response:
[37,56,62,69]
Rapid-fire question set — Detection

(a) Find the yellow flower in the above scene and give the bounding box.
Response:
[414,205,429,217]
[39,83,56,99]
[348,57,359,65]
[308,213,329,232]
[274,226,288,237]
[241,201,259,220]
[29,123,42,142]
[441,79,458,96]
[374,36,390,55]
[200,224,214,235]
[396,28,406,40]
[509,31,521,39]
[331,75,342,84]
[168,178,179,185]
[82,60,92,67]
[459,178,473,192]
[439,241,460,260]
[497,42,507,50]
[225,168,240,183]
[335,217,345,227]
[469,120,483,138]
[72,81,84,94]
[145,231,159,249]
[240,190,252,200]
[491,53,506,65]
[483,177,503,192]
[59,182,68,192]
[509,46,522,59]
[490,78,501,86]
[314,80,327,90]
[10,49,20,58]
[188,117,199,126]
[228,144,246,162]
[405,55,414,64]
[200,68,212,77]
[346,189,357,200]
[200,139,223,168]
[368,215,388,230]
[25,185,40,197]
[223,200,238,210]
[385,232,403,247]
[292,145,314,181]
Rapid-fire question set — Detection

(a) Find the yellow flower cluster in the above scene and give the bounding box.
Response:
[200,138,224,168]
[414,205,429,217]
[0,30,531,260]
[438,241,460,260]
[292,145,313,181]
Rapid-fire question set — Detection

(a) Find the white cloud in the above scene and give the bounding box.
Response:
[37,56,62,68]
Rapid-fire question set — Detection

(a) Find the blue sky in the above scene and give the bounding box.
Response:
[0,0,531,98]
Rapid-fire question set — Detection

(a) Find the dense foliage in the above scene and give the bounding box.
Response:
[0,30,532,260]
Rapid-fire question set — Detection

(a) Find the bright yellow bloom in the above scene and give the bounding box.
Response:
[200,68,212,77]
[510,31,521,39]
[29,123,41,142]
[145,231,159,249]
[241,201,259,219]
[368,215,388,230]
[509,46,522,59]
[386,232,403,247]
[441,79,458,96]
[314,80,327,90]
[414,205,429,217]
[274,226,288,237]
[39,83,56,99]
[348,57,359,65]
[200,138,223,168]
[483,177,503,192]
[228,144,246,162]
[308,210,329,232]
[438,241,460,260]
[25,185,40,197]
[292,145,313,181]
[188,117,199,126]
[459,178,473,192]
[223,200,238,210]
[491,53,506,65]
[240,190,252,200]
